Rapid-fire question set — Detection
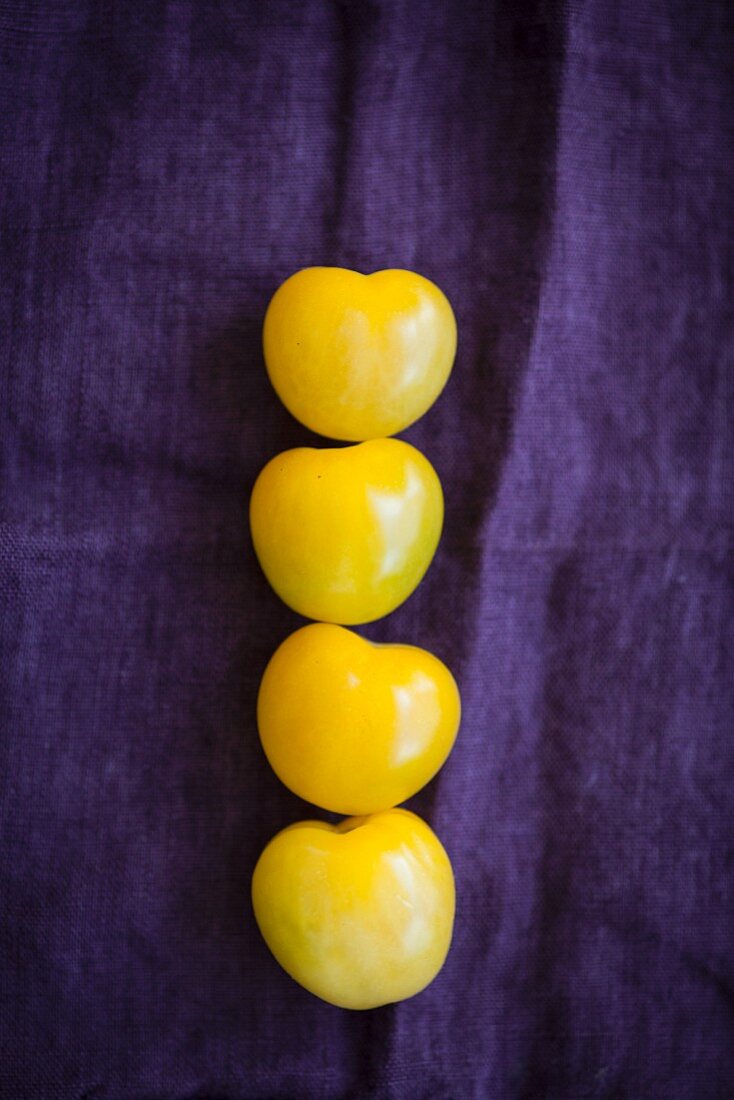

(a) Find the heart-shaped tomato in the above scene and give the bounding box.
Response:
[263,267,457,440]
[252,808,455,1009]
[249,438,443,624]
[258,623,460,814]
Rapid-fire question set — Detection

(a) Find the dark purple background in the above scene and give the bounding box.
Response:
[1,2,732,1097]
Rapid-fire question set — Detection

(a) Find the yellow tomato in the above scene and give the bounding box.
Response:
[252,808,455,1009]
[263,267,457,441]
[249,438,443,624]
[258,624,460,814]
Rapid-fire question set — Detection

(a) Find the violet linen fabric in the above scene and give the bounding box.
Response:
[1,2,732,1097]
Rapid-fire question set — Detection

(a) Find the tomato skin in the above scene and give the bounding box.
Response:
[257,623,460,815]
[263,267,457,441]
[249,438,443,625]
[251,808,455,1010]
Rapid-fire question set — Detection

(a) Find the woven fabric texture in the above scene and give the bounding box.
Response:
[1,2,732,1097]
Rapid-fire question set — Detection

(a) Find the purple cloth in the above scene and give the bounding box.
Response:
[1,2,732,1096]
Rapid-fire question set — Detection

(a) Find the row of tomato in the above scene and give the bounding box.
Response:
[249,267,460,1010]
